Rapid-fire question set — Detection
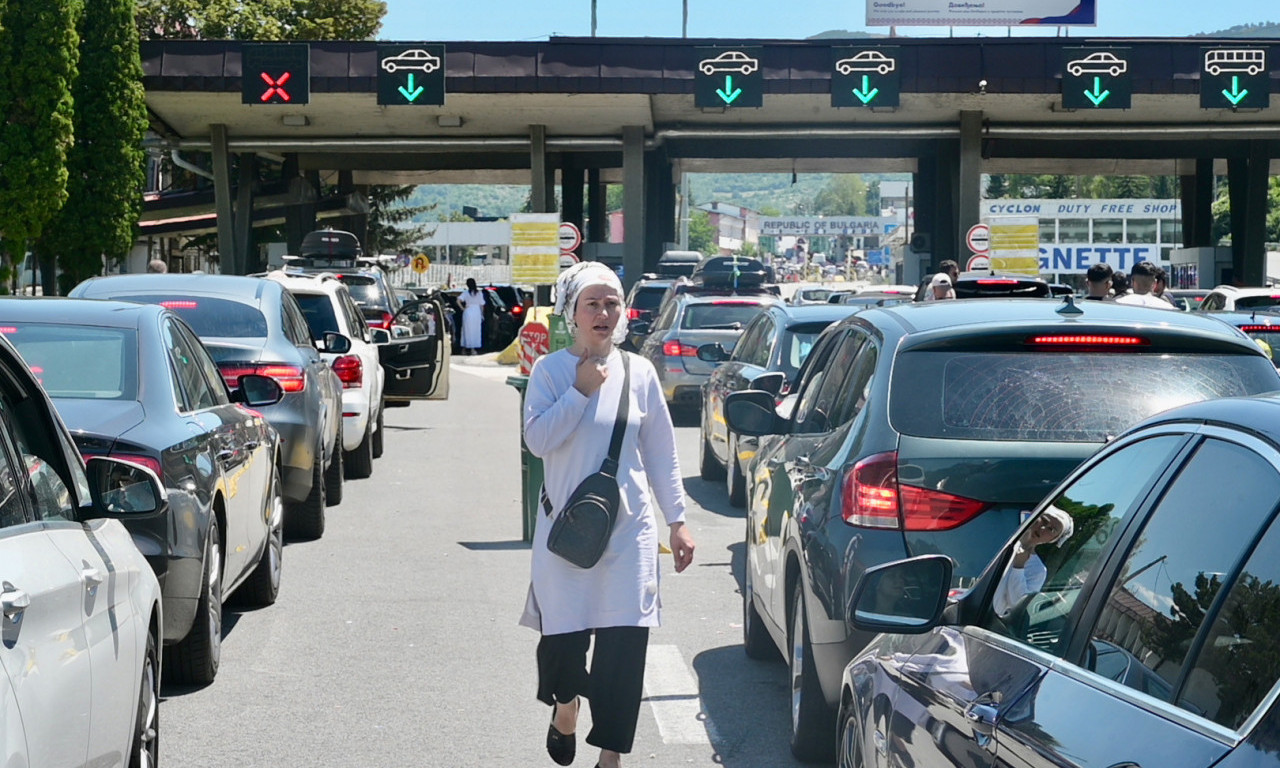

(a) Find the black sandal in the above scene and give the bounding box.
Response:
[546,700,576,766]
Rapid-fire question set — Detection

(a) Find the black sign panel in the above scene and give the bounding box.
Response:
[694,48,763,109]
[377,44,446,106]
[1061,48,1132,110]
[1201,47,1270,109]
[831,47,901,108]
[241,44,310,105]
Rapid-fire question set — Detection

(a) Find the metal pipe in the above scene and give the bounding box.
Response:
[147,136,625,153]
[169,150,215,180]
[653,126,963,142]
[986,124,1280,140]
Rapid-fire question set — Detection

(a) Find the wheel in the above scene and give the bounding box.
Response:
[371,406,385,459]
[286,456,326,540]
[323,427,344,506]
[726,433,747,508]
[790,581,837,762]
[1110,66,1121,76]
[232,467,283,607]
[837,698,866,768]
[164,520,221,685]
[129,631,159,768]
[386,64,397,73]
[743,551,778,661]
[345,422,374,479]
[1069,66,1081,76]
[699,432,725,481]
[878,65,890,75]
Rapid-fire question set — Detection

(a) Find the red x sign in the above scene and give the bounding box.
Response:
[259,71,293,102]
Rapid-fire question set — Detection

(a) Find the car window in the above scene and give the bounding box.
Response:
[0,380,73,522]
[175,322,230,406]
[3,323,137,400]
[652,300,678,332]
[827,340,878,428]
[294,292,341,341]
[983,435,1187,653]
[281,292,313,347]
[731,316,772,366]
[1234,295,1280,311]
[116,295,268,338]
[680,302,767,330]
[0,425,31,528]
[1083,438,1280,713]
[341,292,369,342]
[165,319,217,411]
[632,285,668,313]
[794,331,865,434]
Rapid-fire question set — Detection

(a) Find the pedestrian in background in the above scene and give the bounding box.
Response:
[146,259,168,273]
[928,272,956,300]
[1152,266,1177,306]
[939,259,959,285]
[521,261,696,768]
[456,277,486,355]
[1084,262,1113,300]
[1111,270,1131,298]
[1116,261,1175,309]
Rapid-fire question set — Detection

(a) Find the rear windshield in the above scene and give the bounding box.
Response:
[799,289,834,302]
[4,324,137,400]
[890,351,1280,442]
[955,281,1051,299]
[335,276,386,308]
[681,303,768,330]
[294,293,339,340]
[1234,295,1280,311]
[782,330,824,378]
[115,295,268,338]
[631,286,669,312]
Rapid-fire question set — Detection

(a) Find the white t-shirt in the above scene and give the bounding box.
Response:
[1115,292,1176,310]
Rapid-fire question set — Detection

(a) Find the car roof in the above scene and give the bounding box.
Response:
[1203,310,1280,326]
[770,303,860,325]
[263,270,349,294]
[678,293,781,306]
[0,296,167,329]
[1131,392,1280,444]
[72,273,278,303]
[1210,285,1280,296]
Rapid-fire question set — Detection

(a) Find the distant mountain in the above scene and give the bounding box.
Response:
[807,29,887,40]
[1194,22,1280,37]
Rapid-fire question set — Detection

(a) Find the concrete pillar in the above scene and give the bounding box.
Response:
[233,154,257,275]
[1243,141,1270,286]
[644,151,675,273]
[587,168,606,243]
[211,124,235,274]
[622,126,646,291]
[910,154,938,280]
[1180,158,1214,248]
[561,159,585,236]
[956,111,983,264]
[530,125,555,214]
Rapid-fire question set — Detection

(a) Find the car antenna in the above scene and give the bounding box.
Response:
[1057,293,1084,316]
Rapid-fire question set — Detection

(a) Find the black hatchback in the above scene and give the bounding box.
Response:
[724,298,1280,760]
[840,392,1280,768]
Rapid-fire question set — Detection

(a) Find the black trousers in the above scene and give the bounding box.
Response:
[536,626,650,754]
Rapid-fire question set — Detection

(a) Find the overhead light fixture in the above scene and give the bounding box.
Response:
[436,115,463,128]
[281,114,310,127]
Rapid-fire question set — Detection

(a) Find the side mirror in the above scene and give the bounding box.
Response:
[85,456,166,515]
[323,332,352,354]
[233,373,284,407]
[629,320,651,337]
[696,343,729,363]
[370,328,391,344]
[750,371,786,398]
[724,390,783,436]
[848,555,953,634]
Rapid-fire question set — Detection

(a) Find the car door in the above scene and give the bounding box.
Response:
[708,314,772,463]
[342,290,385,408]
[379,297,451,400]
[283,292,340,449]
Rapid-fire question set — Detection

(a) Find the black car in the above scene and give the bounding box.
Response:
[724,298,1280,760]
[0,298,285,685]
[915,271,1054,301]
[623,276,678,350]
[441,286,519,353]
[1206,310,1280,367]
[698,303,858,506]
[840,392,1280,768]
[69,274,346,540]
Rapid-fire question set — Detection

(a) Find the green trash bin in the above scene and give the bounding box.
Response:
[549,313,572,353]
[507,374,542,542]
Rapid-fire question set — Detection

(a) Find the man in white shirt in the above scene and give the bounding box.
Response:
[1115,261,1175,310]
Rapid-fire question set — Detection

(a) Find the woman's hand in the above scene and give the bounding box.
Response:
[573,351,608,396]
[669,522,695,573]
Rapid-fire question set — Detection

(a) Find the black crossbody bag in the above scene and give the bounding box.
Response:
[542,354,630,569]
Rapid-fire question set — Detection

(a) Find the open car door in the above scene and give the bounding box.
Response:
[377,298,450,401]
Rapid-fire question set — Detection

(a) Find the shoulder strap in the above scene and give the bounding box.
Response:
[600,354,631,476]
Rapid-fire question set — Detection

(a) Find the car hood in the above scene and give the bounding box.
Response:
[200,339,270,363]
[52,399,146,444]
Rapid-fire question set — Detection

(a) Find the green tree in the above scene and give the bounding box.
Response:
[688,209,716,256]
[366,185,435,254]
[985,174,1008,199]
[39,0,148,294]
[0,0,81,280]
[137,0,386,41]
[812,174,868,216]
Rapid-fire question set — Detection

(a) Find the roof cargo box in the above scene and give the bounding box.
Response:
[691,256,771,288]
[300,229,363,260]
[656,250,703,278]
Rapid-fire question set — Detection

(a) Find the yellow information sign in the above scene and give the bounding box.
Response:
[988,218,1041,277]
[510,213,562,284]
[411,254,430,274]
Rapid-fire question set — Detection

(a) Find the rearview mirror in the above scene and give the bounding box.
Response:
[629,320,651,337]
[750,371,786,398]
[848,555,952,634]
[370,328,391,344]
[233,373,284,407]
[85,456,166,515]
[696,343,729,363]
[724,390,782,436]
[323,332,352,354]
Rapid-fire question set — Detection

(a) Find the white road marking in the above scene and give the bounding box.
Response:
[643,644,717,746]
[451,361,521,382]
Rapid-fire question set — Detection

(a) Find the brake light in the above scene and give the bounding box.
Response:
[841,451,990,531]
[331,355,363,389]
[1240,325,1280,333]
[511,305,523,316]
[0,327,16,334]
[662,340,697,357]
[1028,335,1148,346]
[711,300,756,306]
[976,279,1018,285]
[159,300,198,309]
[106,453,163,477]
[367,311,394,331]
[218,363,306,393]
[628,308,642,320]
[899,485,991,531]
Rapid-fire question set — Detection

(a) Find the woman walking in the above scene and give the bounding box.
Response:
[456,277,486,354]
[520,262,696,768]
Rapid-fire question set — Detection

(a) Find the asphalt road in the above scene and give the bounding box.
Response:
[162,356,813,767]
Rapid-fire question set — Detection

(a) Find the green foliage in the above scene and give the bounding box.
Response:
[0,0,81,253]
[39,0,148,293]
[688,209,716,256]
[365,185,435,254]
[136,0,386,41]
[812,174,869,216]
[1193,21,1280,37]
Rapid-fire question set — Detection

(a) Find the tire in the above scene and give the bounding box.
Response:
[129,631,160,768]
[699,433,725,481]
[164,520,221,686]
[837,698,865,768]
[790,581,837,762]
[371,406,385,459]
[726,433,747,508]
[345,422,374,480]
[323,428,344,506]
[233,467,283,607]
[743,551,778,661]
[286,457,326,541]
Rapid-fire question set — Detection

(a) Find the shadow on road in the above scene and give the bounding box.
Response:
[670,406,701,429]
[691,644,802,767]
[683,474,745,520]
[458,540,531,551]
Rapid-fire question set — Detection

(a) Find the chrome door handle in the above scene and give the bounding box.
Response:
[81,568,104,590]
[2,587,31,617]
[216,450,236,462]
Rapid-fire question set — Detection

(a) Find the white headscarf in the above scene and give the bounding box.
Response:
[553,262,628,345]
[1042,507,1075,547]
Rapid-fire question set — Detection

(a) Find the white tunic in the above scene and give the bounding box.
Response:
[457,289,486,348]
[519,348,687,635]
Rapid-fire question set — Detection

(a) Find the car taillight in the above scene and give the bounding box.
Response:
[662,340,697,357]
[105,453,163,477]
[628,308,642,320]
[1027,335,1148,347]
[511,305,523,316]
[1240,325,1280,333]
[331,355,363,389]
[841,451,989,531]
[218,363,306,393]
[976,279,1018,285]
[159,300,198,309]
[367,311,394,330]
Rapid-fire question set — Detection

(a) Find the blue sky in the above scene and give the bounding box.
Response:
[379,1,1271,41]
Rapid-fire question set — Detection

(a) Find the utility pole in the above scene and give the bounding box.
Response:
[682,0,688,37]
[591,0,597,36]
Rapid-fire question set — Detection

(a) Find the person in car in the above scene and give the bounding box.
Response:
[928,272,956,300]
[993,507,1075,618]
[1116,261,1176,310]
[1084,262,1114,300]
[520,261,697,768]
[456,277,486,354]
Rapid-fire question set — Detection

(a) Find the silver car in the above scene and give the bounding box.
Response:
[637,293,781,408]
[0,330,165,767]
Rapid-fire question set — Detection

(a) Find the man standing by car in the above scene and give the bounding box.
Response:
[1084,262,1113,300]
[1116,261,1176,309]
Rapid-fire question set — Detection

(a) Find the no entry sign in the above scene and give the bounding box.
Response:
[966,223,991,254]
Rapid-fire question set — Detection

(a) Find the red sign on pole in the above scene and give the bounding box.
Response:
[519,322,550,374]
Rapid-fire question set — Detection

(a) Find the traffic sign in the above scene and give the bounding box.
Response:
[411,254,430,274]
[558,222,582,253]
[518,322,550,374]
[966,223,991,254]
[1062,48,1132,110]
[377,44,446,106]
[695,48,763,109]
[831,47,901,109]
[967,254,991,272]
[241,44,310,105]
[1201,47,1270,110]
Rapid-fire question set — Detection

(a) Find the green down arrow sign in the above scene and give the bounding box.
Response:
[716,75,743,105]
[852,75,880,104]
[398,73,425,102]
[1223,76,1249,106]
[1083,76,1110,106]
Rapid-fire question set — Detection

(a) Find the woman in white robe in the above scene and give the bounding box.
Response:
[456,278,485,354]
[520,262,695,768]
